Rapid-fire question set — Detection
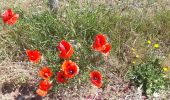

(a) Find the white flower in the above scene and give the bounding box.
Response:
[153,92,159,98]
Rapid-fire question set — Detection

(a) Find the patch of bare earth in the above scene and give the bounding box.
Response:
[0,59,40,100]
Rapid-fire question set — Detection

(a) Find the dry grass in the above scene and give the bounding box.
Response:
[0,58,39,85]
[0,0,46,10]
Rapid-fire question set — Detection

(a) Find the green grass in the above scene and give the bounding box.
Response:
[0,0,170,96]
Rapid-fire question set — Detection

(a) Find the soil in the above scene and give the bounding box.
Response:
[1,82,42,100]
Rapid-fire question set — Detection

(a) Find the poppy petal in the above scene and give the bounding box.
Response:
[39,67,53,80]
[60,40,71,52]
[1,9,13,23]
[93,34,106,51]
[101,43,111,56]
[66,47,74,58]
[57,42,67,54]
[36,88,47,97]
[7,14,19,25]
[96,34,106,45]
[56,71,67,83]
[39,80,52,91]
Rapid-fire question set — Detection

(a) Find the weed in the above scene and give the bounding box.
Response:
[128,59,169,95]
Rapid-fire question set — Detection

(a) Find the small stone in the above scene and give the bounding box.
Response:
[15,95,25,100]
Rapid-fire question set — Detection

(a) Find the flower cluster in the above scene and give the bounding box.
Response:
[147,40,159,49]
[25,34,111,96]
[26,40,79,96]
[1,8,111,97]
[56,40,79,83]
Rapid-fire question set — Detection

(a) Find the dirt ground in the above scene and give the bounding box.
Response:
[0,59,39,100]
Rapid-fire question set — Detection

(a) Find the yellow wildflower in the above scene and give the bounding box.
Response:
[163,66,169,72]
[147,40,151,44]
[136,54,139,58]
[132,61,136,64]
[154,44,159,48]
[132,48,136,52]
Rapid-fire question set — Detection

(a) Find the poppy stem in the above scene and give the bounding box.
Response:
[3,25,6,31]
[50,78,55,83]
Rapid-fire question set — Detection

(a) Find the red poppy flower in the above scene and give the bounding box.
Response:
[56,71,67,83]
[1,8,19,25]
[90,71,102,88]
[92,34,111,56]
[61,60,79,78]
[36,80,52,97]
[39,67,53,80]
[57,40,74,59]
[26,50,41,63]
